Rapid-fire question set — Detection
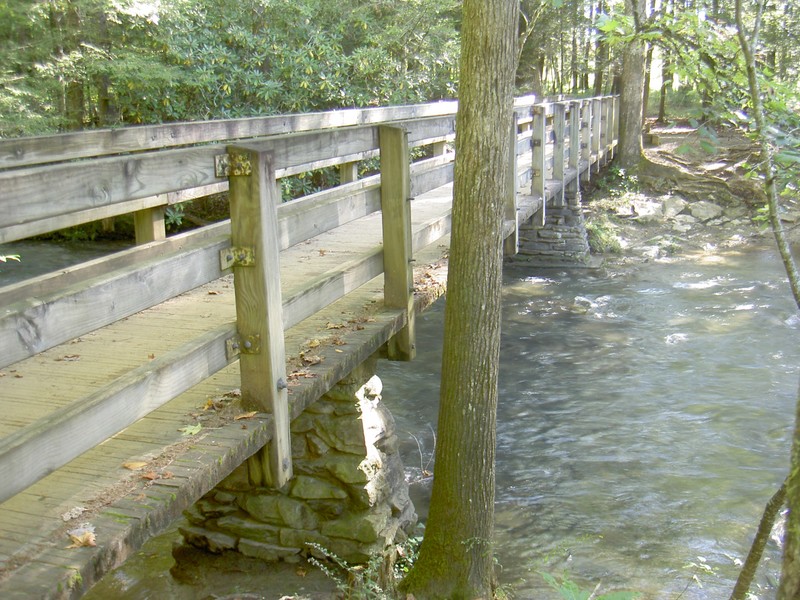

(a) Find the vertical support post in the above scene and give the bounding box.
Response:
[592,98,602,173]
[552,103,566,208]
[503,113,519,256]
[531,105,546,226]
[227,145,292,489]
[567,100,581,203]
[599,97,608,165]
[609,95,618,159]
[339,161,359,184]
[580,100,592,184]
[134,207,166,244]
[432,141,448,156]
[379,126,416,361]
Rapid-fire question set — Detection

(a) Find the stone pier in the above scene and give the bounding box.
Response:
[508,191,591,267]
[174,355,416,566]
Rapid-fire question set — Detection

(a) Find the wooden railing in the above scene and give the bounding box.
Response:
[0,94,618,501]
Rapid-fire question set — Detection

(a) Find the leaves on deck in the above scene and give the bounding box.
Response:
[234,411,258,420]
[178,423,203,436]
[122,461,149,471]
[66,524,96,549]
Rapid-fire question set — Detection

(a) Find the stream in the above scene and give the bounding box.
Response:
[381,243,798,598]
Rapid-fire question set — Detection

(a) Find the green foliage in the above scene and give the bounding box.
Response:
[1,0,460,136]
[586,214,623,254]
[165,203,186,231]
[540,572,639,600]
[307,543,390,600]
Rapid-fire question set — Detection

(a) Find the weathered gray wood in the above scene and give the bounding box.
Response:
[552,103,567,208]
[134,207,166,244]
[379,126,415,361]
[0,322,237,504]
[531,106,547,226]
[339,161,359,184]
[227,146,292,488]
[567,101,581,201]
[592,98,602,172]
[580,100,593,183]
[503,114,520,256]
[410,156,455,198]
[0,232,231,369]
[0,102,459,169]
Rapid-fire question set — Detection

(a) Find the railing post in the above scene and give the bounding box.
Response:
[504,113,519,256]
[432,141,448,156]
[580,100,592,183]
[608,96,618,160]
[134,207,166,244]
[592,98,602,173]
[379,126,415,361]
[339,161,359,184]
[552,103,566,208]
[567,100,581,203]
[531,105,546,226]
[227,145,293,488]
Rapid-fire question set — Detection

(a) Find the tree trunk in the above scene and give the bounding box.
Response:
[400,0,518,597]
[616,0,646,170]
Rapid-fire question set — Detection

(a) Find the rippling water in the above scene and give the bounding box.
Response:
[380,245,799,599]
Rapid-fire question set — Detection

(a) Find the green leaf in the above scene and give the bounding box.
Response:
[179,423,202,436]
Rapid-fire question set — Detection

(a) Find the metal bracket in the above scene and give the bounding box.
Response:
[226,333,261,360]
[532,139,542,147]
[220,246,255,269]
[581,142,588,149]
[215,152,252,178]
[532,169,542,178]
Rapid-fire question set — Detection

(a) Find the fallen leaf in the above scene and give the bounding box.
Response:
[61,506,86,522]
[326,322,345,329]
[14,373,23,378]
[300,353,323,365]
[162,471,174,479]
[318,249,327,256]
[66,525,96,549]
[179,423,202,436]
[223,389,242,398]
[335,349,344,353]
[295,566,307,577]
[307,339,321,348]
[141,471,159,481]
[207,290,219,295]
[122,461,149,471]
[234,411,258,420]
[148,353,156,360]
[56,354,81,362]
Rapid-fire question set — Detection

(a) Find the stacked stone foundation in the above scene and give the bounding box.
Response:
[174,355,416,567]
[509,195,591,267]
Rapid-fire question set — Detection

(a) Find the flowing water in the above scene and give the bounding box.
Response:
[380,244,798,599]
[10,239,798,598]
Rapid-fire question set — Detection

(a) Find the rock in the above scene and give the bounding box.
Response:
[662,196,688,219]
[690,201,724,222]
[290,475,349,500]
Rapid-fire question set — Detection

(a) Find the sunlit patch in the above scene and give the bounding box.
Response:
[733,304,755,311]
[665,333,688,344]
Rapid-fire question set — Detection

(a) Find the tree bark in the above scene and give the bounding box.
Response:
[616,0,647,170]
[400,0,518,597]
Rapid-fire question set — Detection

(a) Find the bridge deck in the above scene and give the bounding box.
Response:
[0,172,549,598]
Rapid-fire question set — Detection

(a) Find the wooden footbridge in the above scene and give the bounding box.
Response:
[0,94,617,598]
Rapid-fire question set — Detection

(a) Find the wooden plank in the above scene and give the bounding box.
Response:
[552,103,567,208]
[0,232,231,369]
[379,126,415,361]
[409,156,454,198]
[503,114,520,256]
[0,145,224,231]
[227,145,292,488]
[567,101,581,200]
[339,161,359,184]
[0,322,236,503]
[0,101,459,169]
[531,106,547,226]
[580,100,592,183]
[592,98,602,173]
[134,207,166,244]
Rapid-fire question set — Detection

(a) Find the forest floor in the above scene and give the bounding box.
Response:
[587,120,799,266]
